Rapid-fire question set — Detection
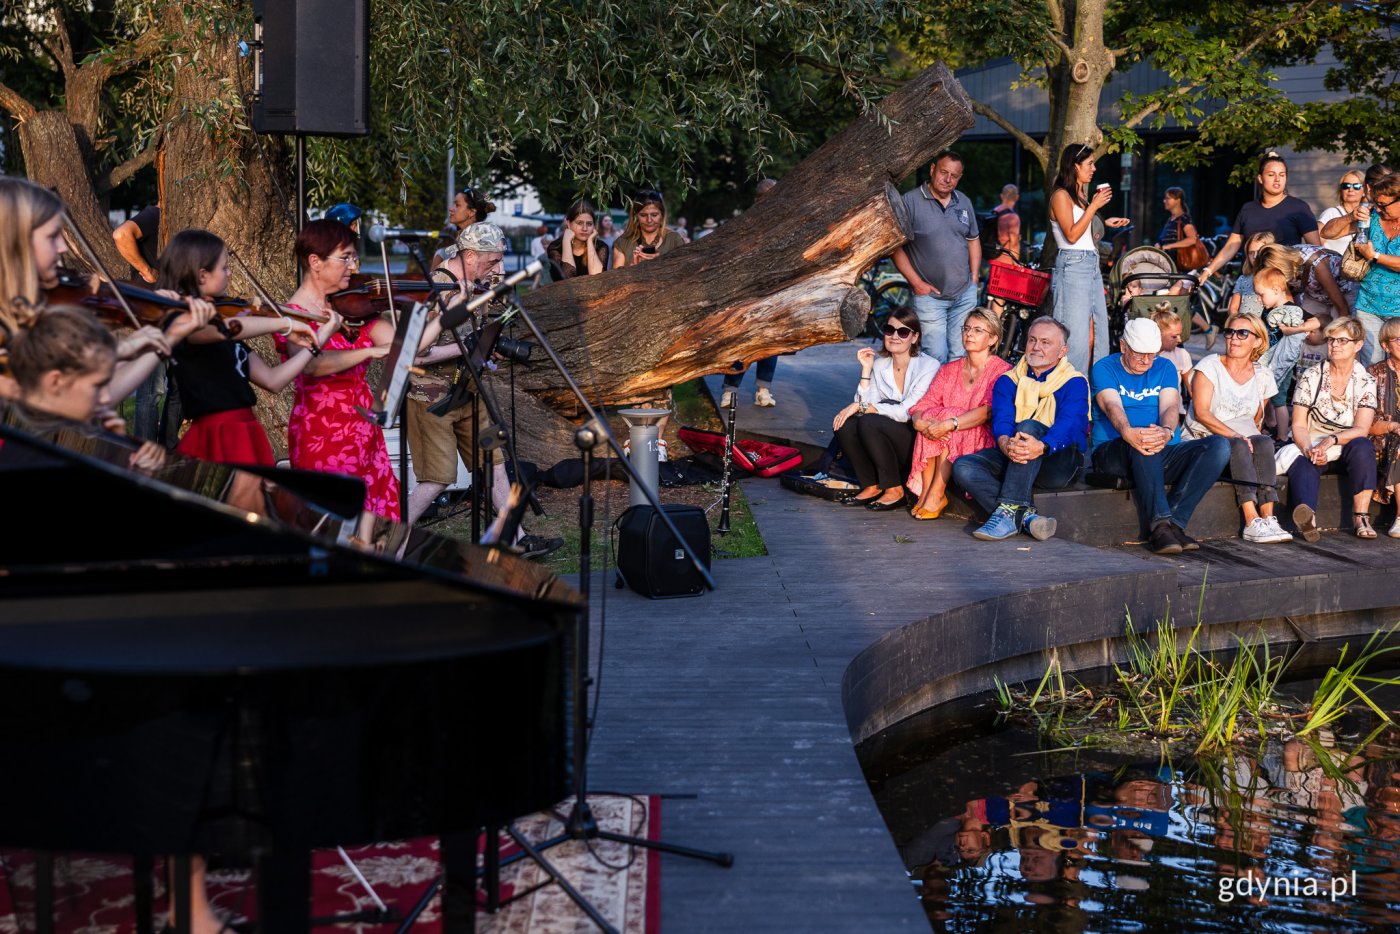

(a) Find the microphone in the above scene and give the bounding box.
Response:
[366,224,443,243]
[440,261,543,330]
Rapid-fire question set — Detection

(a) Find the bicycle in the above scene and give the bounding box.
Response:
[858,258,913,339]
[983,248,1052,363]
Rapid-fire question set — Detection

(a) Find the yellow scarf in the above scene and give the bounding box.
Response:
[1009,357,1083,426]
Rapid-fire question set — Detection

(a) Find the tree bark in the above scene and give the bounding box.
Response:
[158,8,300,459]
[14,111,128,274]
[499,63,973,462]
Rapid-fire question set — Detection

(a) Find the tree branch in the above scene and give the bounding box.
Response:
[0,82,36,122]
[970,98,1047,166]
[1118,0,1323,135]
[96,130,164,194]
[793,54,902,90]
[47,5,76,77]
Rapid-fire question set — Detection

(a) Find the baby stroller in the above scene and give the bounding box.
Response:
[1106,245,1197,350]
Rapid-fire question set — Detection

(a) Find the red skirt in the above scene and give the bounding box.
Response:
[176,408,275,467]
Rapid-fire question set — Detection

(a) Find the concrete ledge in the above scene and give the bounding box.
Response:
[941,472,1396,546]
[841,550,1400,745]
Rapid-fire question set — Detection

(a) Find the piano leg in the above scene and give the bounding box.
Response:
[171,855,193,934]
[132,854,155,934]
[439,832,477,934]
[34,851,54,934]
[255,850,311,934]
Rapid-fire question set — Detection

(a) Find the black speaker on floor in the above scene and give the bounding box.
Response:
[614,505,711,599]
[252,0,370,136]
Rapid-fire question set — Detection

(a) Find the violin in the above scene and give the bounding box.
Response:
[46,269,243,339]
[329,274,456,321]
[50,270,331,332]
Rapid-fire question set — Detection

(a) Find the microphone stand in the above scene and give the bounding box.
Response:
[484,288,731,926]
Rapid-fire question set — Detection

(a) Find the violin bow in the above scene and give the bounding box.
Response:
[62,216,144,332]
[227,248,322,355]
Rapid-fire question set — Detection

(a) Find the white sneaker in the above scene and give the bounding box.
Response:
[754,387,776,407]
[1243,517,1273,543]
[1390,517,1400,539]
[1261,515,1293,543]
[719,389,736,409]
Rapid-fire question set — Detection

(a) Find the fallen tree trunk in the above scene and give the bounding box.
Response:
[502,62,973,464]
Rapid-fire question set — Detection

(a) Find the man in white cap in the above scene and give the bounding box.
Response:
[405,222,562,558]
[1090,317,1231,555]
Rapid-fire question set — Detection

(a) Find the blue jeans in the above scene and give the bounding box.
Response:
[1355,310,1392,367]
[1091,435,1231,533]
[952,419,1082,513]
[1286,436,1377,510]
[722,356,778,389]
[911,281,978,364]
[1051,249,1107,377]
[132,363,164,442]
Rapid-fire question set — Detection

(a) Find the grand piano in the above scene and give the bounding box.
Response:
[0,405,583,932]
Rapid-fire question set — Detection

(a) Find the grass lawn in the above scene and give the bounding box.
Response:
[422,377,767,574]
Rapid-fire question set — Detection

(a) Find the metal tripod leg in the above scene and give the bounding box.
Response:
[504,826,618,934]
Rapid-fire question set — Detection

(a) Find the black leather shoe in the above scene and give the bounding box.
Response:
[1148,524,1183,555]
[1171,525,1201,551]
[865,496,907,511]
[842,492,881,507]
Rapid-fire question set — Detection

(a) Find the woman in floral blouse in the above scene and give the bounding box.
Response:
[1284,316,1378,541]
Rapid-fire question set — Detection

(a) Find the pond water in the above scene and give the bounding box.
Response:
[856,657,1400,932]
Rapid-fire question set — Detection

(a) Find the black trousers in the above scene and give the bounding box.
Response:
[835,413,915,490]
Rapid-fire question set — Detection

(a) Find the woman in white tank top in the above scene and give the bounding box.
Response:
[1047,144,1129,378]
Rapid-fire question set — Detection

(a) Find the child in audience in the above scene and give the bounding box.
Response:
[1227,232,1277,317]
[1255,266,1318,442]
[1151,305,1191,414]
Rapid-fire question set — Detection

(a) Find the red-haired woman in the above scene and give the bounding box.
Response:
[279,220,440,523]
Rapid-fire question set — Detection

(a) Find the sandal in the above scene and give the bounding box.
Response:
[910,496,948,521]
[1355,513,1378,539]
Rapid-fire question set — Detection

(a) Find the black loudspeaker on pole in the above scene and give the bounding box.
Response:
[250,0,370,137]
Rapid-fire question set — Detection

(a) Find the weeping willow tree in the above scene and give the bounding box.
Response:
[0,0,901,452]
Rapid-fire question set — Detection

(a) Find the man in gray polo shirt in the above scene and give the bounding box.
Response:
[892,151,981,363]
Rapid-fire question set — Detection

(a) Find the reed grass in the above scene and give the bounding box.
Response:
[1001,605,1400,757]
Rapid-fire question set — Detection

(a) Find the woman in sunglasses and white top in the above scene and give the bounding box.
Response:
[1316,171,1366,254]
[832,305,939,510]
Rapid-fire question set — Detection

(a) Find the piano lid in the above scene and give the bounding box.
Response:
[0,405,583,610]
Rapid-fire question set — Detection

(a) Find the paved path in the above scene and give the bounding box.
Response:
[583,481,1159,932]
[570,334,1398,931]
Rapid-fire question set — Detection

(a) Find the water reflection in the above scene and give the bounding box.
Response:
[865,687,1400,931]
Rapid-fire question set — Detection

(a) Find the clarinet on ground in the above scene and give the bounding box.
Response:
[717,389,738,535]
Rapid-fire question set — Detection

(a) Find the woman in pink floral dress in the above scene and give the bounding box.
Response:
[907,308,1011,518]
[277,220,442,525]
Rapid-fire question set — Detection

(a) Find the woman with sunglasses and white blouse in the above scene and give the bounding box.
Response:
[832,305,939,510]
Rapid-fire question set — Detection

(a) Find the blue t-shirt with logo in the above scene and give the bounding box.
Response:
[1090,355,1182,449]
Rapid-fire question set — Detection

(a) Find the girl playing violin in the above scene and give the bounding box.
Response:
[279,219,443,522]
[7,307,166,471]
[0,177,212,409]
[156,229,342,466]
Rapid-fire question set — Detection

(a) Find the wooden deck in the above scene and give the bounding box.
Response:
[562,337,1400,931]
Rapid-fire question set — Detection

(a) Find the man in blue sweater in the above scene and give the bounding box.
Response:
[954,318,1089,541]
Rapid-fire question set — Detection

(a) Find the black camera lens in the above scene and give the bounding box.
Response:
[496,335,534,364]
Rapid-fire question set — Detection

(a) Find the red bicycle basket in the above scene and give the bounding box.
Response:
[987,263,1052,306]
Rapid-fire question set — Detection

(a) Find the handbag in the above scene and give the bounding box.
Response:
[1173,219,1209,271]
[1339,240,1370,282]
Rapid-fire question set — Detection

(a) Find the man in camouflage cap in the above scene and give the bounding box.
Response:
[404,222,561,558]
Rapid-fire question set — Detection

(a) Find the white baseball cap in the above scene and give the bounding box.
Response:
[1123,318,1163,354]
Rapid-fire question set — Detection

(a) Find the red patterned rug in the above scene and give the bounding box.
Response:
[0,795,660,933]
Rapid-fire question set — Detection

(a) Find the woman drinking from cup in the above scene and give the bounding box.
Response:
[1048,144,1129,376]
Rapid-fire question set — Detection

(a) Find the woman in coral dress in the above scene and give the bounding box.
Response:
[907,307,1011,518]
[278,220,443,528]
